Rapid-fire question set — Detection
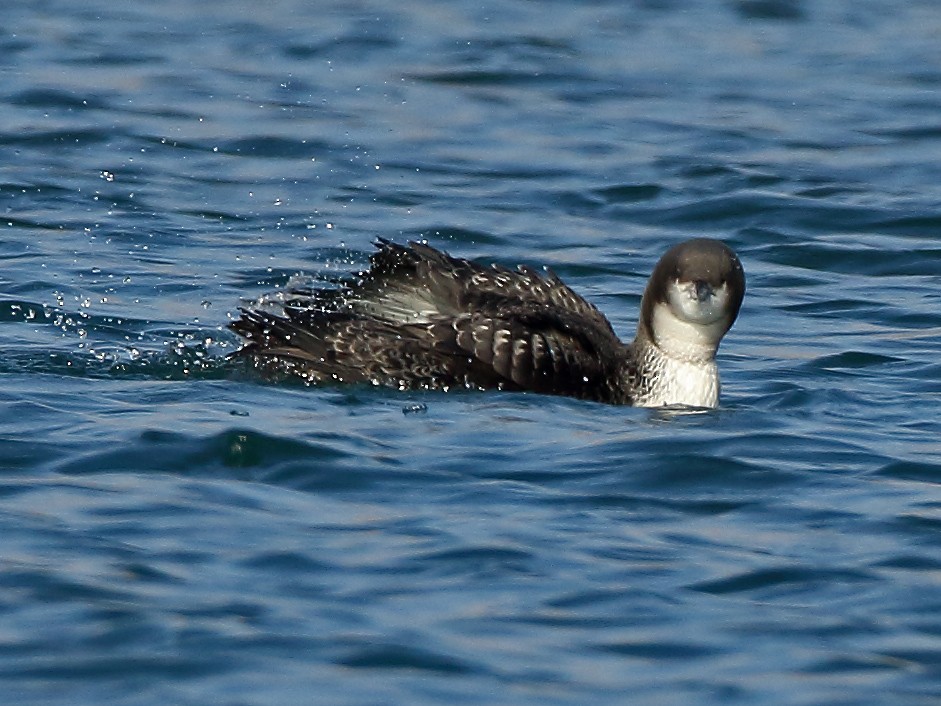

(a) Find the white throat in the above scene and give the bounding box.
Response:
[650,302,724,364]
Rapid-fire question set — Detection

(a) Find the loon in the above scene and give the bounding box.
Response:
[229,238,745,408]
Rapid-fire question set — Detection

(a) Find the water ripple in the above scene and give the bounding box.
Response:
[4,1,941,705]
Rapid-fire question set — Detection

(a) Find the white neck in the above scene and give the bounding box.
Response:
[632,302,724,408]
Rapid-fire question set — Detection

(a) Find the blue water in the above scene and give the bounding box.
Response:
[2,1,941,704]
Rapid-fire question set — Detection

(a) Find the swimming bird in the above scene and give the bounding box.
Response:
[229,238,745,407]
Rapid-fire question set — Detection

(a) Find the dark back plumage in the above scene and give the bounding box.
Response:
[230,240,635,403]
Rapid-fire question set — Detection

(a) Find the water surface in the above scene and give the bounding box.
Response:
[2,1,941,704]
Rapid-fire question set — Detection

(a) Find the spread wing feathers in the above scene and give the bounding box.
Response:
[230,241,630,402]
[282,240,618,336]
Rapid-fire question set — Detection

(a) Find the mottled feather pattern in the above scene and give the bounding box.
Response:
[230,239,743,407]
[348,241,617,334]
[230,241,632,401]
